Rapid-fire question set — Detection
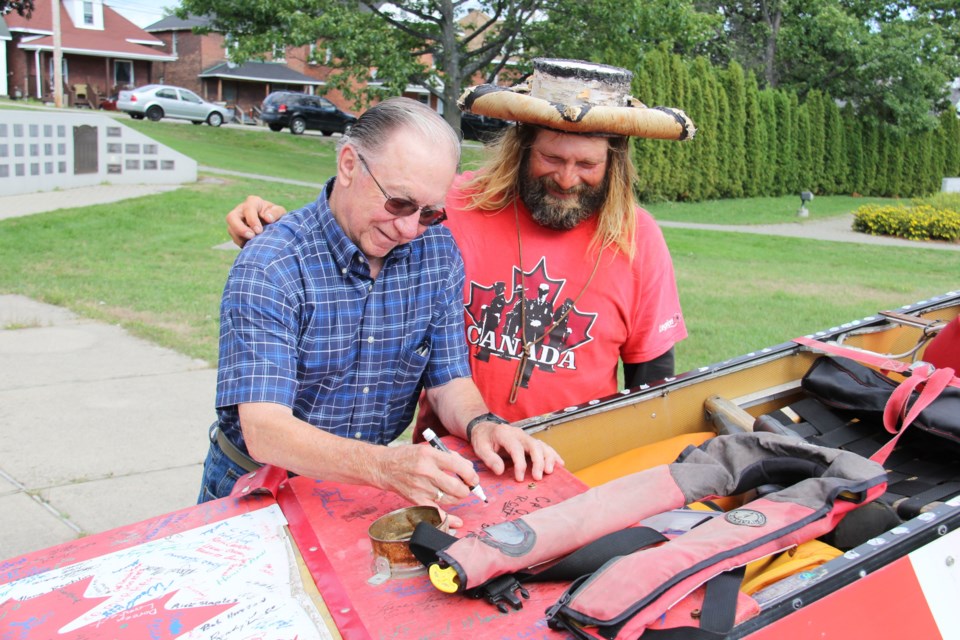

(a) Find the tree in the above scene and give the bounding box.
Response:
[697,1,960,133]
[179,0,548,130]
[522,0,720,68]
[1,0,33,16]
[178,0,714,130]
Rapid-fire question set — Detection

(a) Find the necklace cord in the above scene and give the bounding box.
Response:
[508,199,603,403]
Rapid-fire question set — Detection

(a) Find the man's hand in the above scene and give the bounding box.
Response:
[240,402,481,529]
[227,195,287,247]
[374,443,484,529]
[425,378,566,485]
[469,421,564,483]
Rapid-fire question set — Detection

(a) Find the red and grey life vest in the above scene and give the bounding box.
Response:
[412,432,887,638]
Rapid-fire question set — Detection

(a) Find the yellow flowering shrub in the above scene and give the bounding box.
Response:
[852,198,960,242]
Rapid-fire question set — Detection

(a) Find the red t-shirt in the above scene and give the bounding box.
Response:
[421,173,686,425]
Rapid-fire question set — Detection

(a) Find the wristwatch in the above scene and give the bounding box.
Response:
[465,412,509,443]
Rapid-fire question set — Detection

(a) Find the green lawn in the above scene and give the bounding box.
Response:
[665,230,958,370]
[116,113,487,180]
[645,194,898,225]
[1,112,956,374]
[120,116,340,183]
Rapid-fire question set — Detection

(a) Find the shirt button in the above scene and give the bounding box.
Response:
[367,336,375,344]
[363,386,369,394]
[341,267,347,274]
[354,432,362,439]
[368,285,373,292]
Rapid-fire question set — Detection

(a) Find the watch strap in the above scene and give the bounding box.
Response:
[465,412,509,443]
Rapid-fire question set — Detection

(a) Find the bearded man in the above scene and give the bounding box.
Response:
[226,58,693,440]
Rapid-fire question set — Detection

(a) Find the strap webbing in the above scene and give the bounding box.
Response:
[519,526,667,584]
[872,366,956,464]
[639,566,747,640]
[794,335,960,389]
[794,336,916,375]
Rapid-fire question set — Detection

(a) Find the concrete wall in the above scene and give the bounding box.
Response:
[0,110,196,197]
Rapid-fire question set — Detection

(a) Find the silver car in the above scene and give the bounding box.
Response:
[117,84,231,127]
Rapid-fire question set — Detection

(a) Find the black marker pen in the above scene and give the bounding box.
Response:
[422,428,488,503]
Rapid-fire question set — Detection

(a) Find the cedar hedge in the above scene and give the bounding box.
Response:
[630,47,960,205]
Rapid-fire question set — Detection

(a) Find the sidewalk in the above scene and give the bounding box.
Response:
[657,215,960,251]
[0,184,183,221]
[1,182,957,561]
[0,182,221,559]
[0,295,213,559]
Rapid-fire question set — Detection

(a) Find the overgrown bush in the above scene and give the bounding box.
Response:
[852,200,960,242]
[913,192,960,212]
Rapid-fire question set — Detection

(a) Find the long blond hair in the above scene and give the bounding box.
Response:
[463,125,638,259]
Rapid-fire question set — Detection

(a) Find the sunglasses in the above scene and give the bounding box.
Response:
[356,152,448,227]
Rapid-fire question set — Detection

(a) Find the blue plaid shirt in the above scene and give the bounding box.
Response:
[216,179,471,452]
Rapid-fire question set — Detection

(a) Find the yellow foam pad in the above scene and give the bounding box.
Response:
[742,539,842,595]
[574,432,715,487]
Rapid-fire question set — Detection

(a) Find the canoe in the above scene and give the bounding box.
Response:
[2,291,958,639]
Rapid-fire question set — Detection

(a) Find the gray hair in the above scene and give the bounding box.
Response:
[337,97,460,163]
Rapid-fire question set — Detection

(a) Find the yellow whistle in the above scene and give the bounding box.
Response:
[429,564,461,594]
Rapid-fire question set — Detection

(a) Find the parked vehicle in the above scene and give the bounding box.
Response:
[460,112,511,141]
[117,84,231,127]
[98,94,118,111]
[260,92,357,136]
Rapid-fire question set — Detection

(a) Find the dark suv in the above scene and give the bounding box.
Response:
[460,112,511,141]
[261,92,357,136]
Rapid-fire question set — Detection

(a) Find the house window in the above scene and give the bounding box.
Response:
[48,57,68,89]
[83,1,94,25]
[114,60,134,88]
[272,44,286,63]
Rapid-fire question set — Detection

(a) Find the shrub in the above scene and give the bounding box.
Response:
[852,201,960,242]
[912,192,960,212]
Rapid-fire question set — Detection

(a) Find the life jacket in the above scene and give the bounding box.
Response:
[411,432,887,638]
[921,315,960,372]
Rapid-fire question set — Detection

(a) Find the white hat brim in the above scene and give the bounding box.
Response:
[459,85,696,141]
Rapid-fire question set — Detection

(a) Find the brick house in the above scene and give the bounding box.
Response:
[1,0,174,106]
[145,15,353,121]
[143,14,443,121]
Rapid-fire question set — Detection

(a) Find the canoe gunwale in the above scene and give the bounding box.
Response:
[520,290,960,439]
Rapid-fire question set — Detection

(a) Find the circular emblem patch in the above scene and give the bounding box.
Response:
[725,509,767,527]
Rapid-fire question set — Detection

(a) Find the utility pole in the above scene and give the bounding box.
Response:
[52,0,63,107]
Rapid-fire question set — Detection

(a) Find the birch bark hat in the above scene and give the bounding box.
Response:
[458,58,696,141]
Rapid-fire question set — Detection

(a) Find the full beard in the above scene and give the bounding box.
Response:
[518,164,608,231]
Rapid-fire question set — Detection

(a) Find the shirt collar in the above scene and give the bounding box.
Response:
[317,177,412,276]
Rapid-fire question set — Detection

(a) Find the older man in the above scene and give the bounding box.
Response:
[226,59,691,436]
[202,98,560,526]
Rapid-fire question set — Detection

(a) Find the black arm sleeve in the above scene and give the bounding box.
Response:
[622,347,676,389]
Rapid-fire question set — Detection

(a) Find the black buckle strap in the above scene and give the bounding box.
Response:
[471,574,529,613]
[480,526,668,615]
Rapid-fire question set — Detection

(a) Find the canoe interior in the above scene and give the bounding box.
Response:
[529,293,960,475]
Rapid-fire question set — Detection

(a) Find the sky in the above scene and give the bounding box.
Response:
[105,0,180,28]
